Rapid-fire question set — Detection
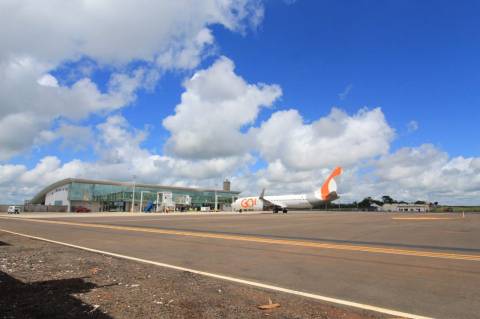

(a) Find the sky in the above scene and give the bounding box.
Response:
[0,0,479,204]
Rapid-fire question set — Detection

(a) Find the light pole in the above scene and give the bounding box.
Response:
[131,174,136,213]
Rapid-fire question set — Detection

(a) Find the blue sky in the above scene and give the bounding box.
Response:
[41,0,480,159]
[1,0,479,204]
[213,0,480,156]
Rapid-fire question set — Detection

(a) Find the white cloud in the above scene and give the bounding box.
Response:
[0,156,91,203]
[254,107,395,170]
[0,8,477,207]
[0,1,263,160]
[232,143,480,205]
[96,115,150,163]
[0,54,278,200]
[0,164,26,185]
[407,120,419,133]
[93,114,253,183]
[236,161,334,196]
[1,113,479,205]
[0,0,262,66]
[55,124,94,151]
[0,113,255,202]
[163,56,282,159]
[373,144,480,204]
[37,74,59,87]
[0,112,48,160]
[156,28,216,70]
[0,57,147,159]
[338,84,352,100]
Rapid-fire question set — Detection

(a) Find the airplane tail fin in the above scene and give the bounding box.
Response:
[320,166,343,201]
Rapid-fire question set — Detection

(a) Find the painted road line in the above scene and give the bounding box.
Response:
[2,211,265,219]
[392,217,460,220]
[2,217,480,262]
[0,228,432,319]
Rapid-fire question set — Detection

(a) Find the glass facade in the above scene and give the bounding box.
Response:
[68,181,239,209]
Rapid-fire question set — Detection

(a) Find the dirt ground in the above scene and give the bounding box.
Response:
[0,232,385,319]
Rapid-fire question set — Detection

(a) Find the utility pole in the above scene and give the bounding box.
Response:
[131,174,136,213]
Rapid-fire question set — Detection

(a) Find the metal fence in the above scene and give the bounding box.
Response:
[0,204,67,212]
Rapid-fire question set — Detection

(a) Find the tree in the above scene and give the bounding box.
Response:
[381,195,396,204]
[371,198,384,206]
[358,197,372,208]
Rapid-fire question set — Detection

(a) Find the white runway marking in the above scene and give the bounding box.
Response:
[0,228,432,319]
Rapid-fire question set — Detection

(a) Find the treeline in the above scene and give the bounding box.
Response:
[355,195,437,208]
[325,195,437,210]
[325,196,479,212]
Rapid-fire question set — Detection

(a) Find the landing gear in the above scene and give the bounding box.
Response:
[273,207,287,214]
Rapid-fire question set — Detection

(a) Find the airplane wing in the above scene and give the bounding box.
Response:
[259,189,287,208]
[262,197,287,208]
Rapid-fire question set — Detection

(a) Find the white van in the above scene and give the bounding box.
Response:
[7,206,20,214]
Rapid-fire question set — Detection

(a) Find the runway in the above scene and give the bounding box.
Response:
[1,211,479,318]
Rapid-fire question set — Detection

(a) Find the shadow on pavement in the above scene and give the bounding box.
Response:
[0,271,112,318]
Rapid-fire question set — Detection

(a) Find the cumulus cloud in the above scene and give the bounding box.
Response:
[91,114,252,183]
[55,124,94,151]
[0,0,262,66]
[0,57,148,159]
[163,56,282,159]
[0,1,263,160]
[0,156,89,203]
[0,114,253,202]
[96,115,150,163]
[373,144,480,204]
[2,112,479,204]
[164,81,397,200]
[1,11,477,207]
[254,107,395,170]
[233,143,480,205]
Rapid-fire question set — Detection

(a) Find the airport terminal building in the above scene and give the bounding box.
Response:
[29,178,240,212]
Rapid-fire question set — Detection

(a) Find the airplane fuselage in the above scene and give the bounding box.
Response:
[232,192,336,211]
[264,194,317,209]
[232,167,342,213]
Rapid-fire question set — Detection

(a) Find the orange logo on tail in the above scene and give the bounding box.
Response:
[321,166,343,200]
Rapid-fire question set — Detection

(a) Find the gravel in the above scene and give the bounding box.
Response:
[0,233,385,319]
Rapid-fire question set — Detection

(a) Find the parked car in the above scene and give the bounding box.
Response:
[7,206,20,214]
[74,206,91,213]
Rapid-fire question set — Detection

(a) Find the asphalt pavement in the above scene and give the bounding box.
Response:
[1,211,479,318]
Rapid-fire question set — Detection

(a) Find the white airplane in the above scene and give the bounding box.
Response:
[232,167,343,213]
